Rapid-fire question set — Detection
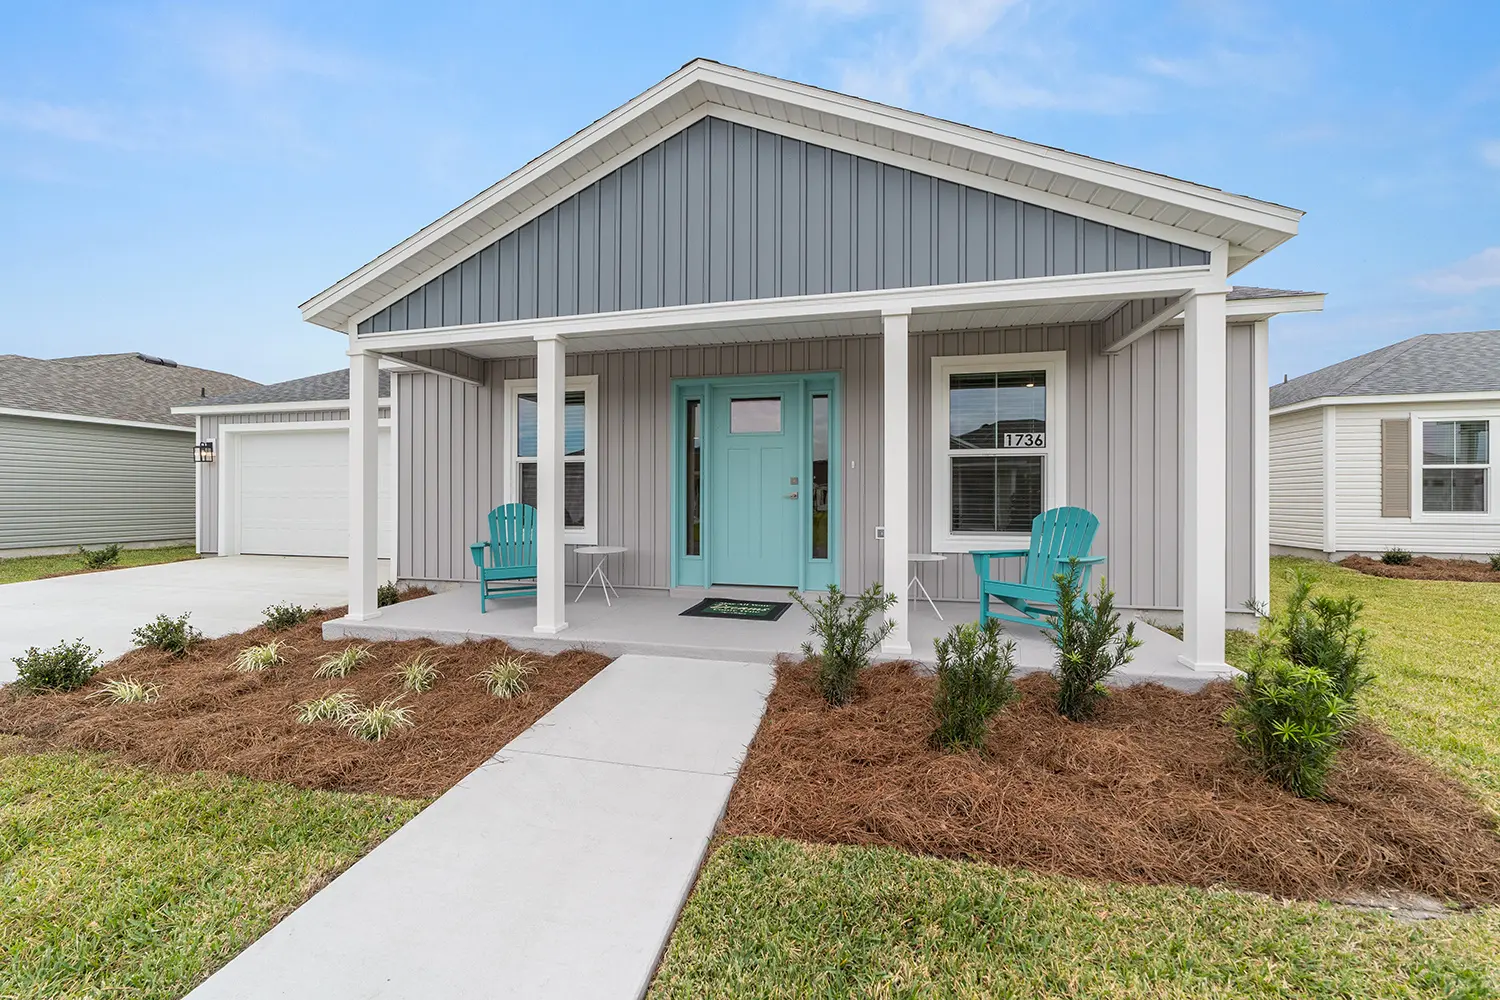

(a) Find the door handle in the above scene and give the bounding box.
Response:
[784,492,799,499]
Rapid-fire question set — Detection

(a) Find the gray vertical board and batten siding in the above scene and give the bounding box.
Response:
[358,117,1208,336]
[0,414,193,550]
[195,408,383,554]
[394,322,1259,612]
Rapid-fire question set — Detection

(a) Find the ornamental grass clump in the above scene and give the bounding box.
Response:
[93,677,160,704]
[77,543,121,569]
[262,602,316,631]
[475,655,535,698]
[790,583,897,706]
[342,699,414,742]
[131,613,203,657]
[295,690,359,724]
[233,641,287,673]
[393,651,440,693]
[1225,646,1352,799]
[930,618,1018,752]
[1049,562,1141,722]
[314,644,373,679]
[11,640,101,693]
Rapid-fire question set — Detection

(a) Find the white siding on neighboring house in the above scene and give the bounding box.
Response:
[0,413,193,552]
[1330,399,1500,557]
[1269,407,1326,552]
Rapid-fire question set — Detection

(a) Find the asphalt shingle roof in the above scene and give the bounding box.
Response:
[1227,285,1317,300]
[0,353,259,428]
[1270,330,1500,409]
[183,368,390,409]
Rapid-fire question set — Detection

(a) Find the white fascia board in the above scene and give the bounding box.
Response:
[356,265,1216,354]
[0,406,192,433]
[1224,292,1325,319]
[1271,388,1500,416]
[171,397,392,416]
[304,60,1300,332]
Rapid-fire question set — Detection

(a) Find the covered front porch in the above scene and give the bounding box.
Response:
[323,584,1229,691]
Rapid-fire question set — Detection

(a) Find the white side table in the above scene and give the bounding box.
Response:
[573,545,627,606]
[908,553,947,620]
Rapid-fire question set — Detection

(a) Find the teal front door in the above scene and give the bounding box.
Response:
[708,385,803,586]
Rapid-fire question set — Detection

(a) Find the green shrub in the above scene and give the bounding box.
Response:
[378,582,401,607]
[790,583,897,706]
[130,613,203,657]
[1225,646,1353,798]
[11,639,100,693]
[77,543,121,569]
[296,690,359,724]
[474,655,535,698]
[1489,553,1500,572]
[930,618,1017,752]
[93,677,159,704]
[1278,571,1372,702]
[393,650,440,693]
[314,645,372,679]
[1049,563,1141,722]
[262,602,315,631]
[342,699,413,742]
[234,641,287,673]
[1380,547,1413,565]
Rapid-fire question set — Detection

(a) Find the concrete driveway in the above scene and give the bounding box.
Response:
[0,556,389,684]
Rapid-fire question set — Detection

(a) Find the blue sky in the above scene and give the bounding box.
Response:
[2,1,1497,385]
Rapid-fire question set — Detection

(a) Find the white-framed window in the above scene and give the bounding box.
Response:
[503,374,599,544]
[930,351,1067,552]
[1418,417,1489,515]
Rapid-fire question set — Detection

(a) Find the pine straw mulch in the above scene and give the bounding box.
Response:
[1340,554,1500,582]
[721,659,1500,904]
[0,605,610,799]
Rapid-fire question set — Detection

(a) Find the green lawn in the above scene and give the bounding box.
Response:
[654,837,1499,999]
[0,739,423,1000]
[0,545,199,585]
[653,557,1500,998]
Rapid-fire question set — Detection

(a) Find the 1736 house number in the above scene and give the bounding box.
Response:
[1003,432,1045,448]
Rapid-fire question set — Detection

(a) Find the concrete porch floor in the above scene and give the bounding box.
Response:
[325,585,1236,691]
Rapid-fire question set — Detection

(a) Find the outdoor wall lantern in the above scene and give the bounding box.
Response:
[194,440,215,464]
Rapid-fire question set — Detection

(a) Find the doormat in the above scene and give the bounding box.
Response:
[679,598,792,622]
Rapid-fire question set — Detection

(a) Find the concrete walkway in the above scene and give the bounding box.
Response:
[0,556,388,684]
[187,653,776,1000]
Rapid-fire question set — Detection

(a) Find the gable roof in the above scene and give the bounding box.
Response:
[179,368,390,409]
[301,59,1303,333]
[0,353,259,428]
[1270,330,1500,410]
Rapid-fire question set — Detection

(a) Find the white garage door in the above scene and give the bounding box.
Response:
[234,429,392,557]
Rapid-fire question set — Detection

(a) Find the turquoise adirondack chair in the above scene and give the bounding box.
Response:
[469,504,539,612]
[969,506,1104,632]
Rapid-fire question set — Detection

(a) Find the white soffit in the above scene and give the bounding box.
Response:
[302,60,1303,332]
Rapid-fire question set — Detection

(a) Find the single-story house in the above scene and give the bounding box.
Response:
[230,60,1325,669]
[172,369,393,559]
[0,352,258,555]
[1270,329,1499,560]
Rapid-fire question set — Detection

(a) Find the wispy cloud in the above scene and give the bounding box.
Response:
[158,9,370,90]
[0,99,116,144]
[1415,247,1500,294]
[1481,139,1500,168]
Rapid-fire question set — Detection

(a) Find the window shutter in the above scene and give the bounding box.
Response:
[1380,417,1411,518]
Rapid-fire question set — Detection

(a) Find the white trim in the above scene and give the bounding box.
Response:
[1252,320,1271,610]
[0,406,192,433]
[533,336,570,634]
[1321,405,1338,553]
[304,61,1299,331]
[357,266,1216,354]
[1412,412,1493,521]
[928,350,1068,554]
[214,417,392,558]
[380,355,484,387]
[348,352,381,620]
[193,416,204,555]
[1102,293,1190,354]
[1272,389,1500,416]
[171,397,391,417]
[503,373,600,546]
[389,373,401,578]
[1224,292,1325,319]
[881,310,912,656]
[1179,287,1229,670]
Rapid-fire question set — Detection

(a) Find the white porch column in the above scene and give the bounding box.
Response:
[533,332,569,635]
[347,350,381,621]
[1180,288,1229,669]
[881,308,912,655]
[1252,318,1271,612]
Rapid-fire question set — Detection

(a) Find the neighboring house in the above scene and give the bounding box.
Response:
[0,352,258,555]
[1269,330,1500,560]
[172,369,393,559]
[244,60,1322,668]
